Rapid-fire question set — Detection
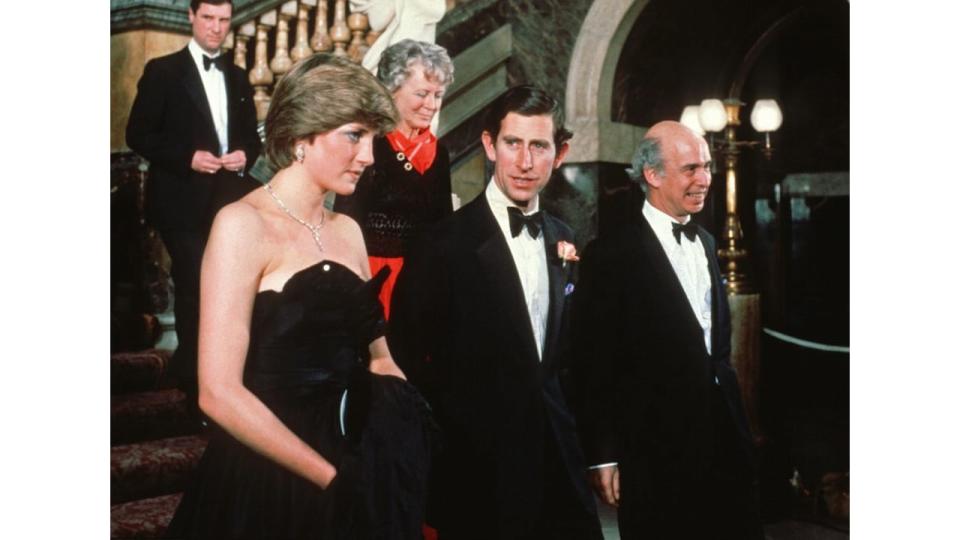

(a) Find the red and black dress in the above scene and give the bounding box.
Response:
[334,130,453,318]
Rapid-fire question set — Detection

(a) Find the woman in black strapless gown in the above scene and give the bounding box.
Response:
[166,54,434,540]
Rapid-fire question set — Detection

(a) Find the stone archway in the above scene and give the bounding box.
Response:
[563,0,650,164]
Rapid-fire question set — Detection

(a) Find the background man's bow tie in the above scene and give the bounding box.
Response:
[671,221,698,244]
[508,207,543,239]
[203,54,228,71]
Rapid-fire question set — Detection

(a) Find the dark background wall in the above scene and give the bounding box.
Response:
[613,0,849,174]
[611,0,850,338]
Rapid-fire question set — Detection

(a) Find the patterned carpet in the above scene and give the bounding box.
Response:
[110,349,202,539]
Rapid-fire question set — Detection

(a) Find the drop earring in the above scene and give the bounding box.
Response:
[295,145,305,163]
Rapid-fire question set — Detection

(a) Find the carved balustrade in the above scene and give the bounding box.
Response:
[219,0,375,121]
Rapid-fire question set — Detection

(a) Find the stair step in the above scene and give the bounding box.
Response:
[111,493,182,539]
[111,435,207,504]
[111,388,196,445]
[111,349,174,395]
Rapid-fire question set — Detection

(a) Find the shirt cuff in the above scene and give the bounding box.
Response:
[588,462,618,470]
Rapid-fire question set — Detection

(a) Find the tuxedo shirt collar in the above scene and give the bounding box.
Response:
[187,39,223,68]
[187,38,221,62]
[642,199,692,243]
[485,177,541,241]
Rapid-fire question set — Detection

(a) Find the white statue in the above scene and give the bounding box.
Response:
[350,0,447,73]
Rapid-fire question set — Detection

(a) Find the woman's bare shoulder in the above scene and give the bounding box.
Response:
[208,195,272,257]
[323,210,363,248]
[217,188,277,230]
[326,208,360,231]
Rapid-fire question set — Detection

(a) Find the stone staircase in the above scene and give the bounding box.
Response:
[110,350,206,539]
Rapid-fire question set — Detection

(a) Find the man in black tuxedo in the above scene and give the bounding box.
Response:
[571,121,762,539]
[389,86,602,540]
[125,0,261,413]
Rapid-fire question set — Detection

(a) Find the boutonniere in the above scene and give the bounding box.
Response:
[557,240,580,268]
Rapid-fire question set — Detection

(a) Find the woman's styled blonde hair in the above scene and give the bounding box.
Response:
[264,53,398,169]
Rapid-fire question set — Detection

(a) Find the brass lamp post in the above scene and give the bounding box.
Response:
[680,98,782,294]
[679,97,782,443]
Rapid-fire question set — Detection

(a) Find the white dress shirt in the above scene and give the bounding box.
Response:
[642,201,713,355]
[187,39,229,155]
[485,180,550,361]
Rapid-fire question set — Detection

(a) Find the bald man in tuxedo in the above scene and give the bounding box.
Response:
[572,121,762,540]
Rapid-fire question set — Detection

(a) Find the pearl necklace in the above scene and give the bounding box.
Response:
[263,183,324,252]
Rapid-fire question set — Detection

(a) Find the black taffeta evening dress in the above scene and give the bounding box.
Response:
[165,262,435,540]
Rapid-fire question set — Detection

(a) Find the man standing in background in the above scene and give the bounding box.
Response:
[126,0,262,420]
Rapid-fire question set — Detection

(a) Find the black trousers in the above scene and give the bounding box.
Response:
[617,386,763,540]
[536,431,604,540]
[438,432,602,540]
[158,227,206,420]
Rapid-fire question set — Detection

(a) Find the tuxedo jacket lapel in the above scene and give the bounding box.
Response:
[177,48,218,150]
[223,63,245,152]
[223,62,236,147]
[541,214,568,369]
[634,210,710,355]
[470,197,542,365]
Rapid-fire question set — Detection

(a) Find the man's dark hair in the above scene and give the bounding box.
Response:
[482,85,573,147]
[190,0,232,12]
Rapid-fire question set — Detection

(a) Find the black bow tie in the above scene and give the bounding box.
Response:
[202,54,227,71]
[671,221,698,244]
[507,207,543,239]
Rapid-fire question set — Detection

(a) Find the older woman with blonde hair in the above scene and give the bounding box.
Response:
[166,53,435,540]
[334,39,455,318]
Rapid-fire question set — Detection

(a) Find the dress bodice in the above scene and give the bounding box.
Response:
[243,261,388,395]
[166,260,433,540]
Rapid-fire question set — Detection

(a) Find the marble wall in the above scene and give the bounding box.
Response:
[496,0,593,108]
[112,30,190,152]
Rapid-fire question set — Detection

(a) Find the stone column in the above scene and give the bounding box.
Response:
[269,2,298,76]
[234,22,255,69]
[366,28,381,47]
[729,292,763,442]
[290,3,313,62]
[330,0,351,56]
[309,0,334,52]
[347,12,370,63]
[250,12,277,121]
